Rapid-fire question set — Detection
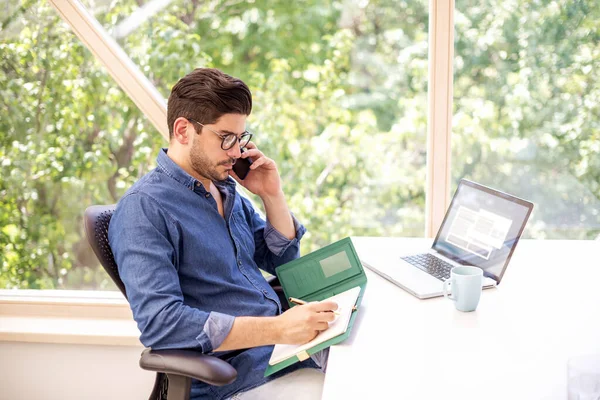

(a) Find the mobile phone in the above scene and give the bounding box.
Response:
[232,148,252,180]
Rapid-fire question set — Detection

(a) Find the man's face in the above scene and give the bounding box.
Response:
[188,113,247,182]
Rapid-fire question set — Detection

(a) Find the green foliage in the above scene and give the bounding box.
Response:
[0,2,163,288]
[453,0,600,238]
[0,0,598,289]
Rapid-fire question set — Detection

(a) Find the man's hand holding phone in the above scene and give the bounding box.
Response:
[230,142,283,200]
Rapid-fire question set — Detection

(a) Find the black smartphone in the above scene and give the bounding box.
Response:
[232,148,252,180]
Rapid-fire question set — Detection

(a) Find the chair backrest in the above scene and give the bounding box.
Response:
[84,204,127,298]
[85,206,172,399]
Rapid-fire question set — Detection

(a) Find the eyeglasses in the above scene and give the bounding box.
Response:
[187,118,253,150]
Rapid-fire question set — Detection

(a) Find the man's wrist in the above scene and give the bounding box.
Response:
[260,190,286,207]
[271,314,284,343]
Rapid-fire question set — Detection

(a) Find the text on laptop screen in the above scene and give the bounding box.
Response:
[432,182,532,280]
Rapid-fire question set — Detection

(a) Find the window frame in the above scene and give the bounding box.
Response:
[0,289,139,346]
[426,0,455,237]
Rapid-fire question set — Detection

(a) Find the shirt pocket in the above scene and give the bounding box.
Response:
[231,210,256,256]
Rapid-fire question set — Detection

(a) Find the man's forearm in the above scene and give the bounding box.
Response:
[214,316,281,352]
[216,301,339,352]
[261,191,295,239]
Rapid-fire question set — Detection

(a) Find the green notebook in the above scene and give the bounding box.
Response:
[264,237,367,377]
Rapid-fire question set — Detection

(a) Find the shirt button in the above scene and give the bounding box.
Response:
[237,260,242,266]
[263,290,268,295]
[196,182,201,187]
[205,193,210,198]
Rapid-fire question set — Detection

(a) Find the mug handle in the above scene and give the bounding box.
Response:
[443,279,455,301]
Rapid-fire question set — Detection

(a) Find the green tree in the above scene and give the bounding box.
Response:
[0,3,163,288]
[2,0,430,289]
[454,0,600,238]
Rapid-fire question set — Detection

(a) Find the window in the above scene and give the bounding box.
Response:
[5,0,597,293]
[83,0,430,253]
[0,2,163,289]
[453,0,600,239]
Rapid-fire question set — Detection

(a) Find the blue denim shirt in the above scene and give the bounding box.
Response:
[108,149,317,399]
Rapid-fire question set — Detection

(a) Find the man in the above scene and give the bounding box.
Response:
[109,68,337,400]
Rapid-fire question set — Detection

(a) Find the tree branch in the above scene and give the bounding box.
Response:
[314,160,337,197]
[108,117,138,202]
[35,66,50,135]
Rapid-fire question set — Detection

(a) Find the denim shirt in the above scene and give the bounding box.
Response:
[108,149,317,399]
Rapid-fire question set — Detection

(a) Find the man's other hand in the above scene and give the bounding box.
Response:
[275,301,339,345]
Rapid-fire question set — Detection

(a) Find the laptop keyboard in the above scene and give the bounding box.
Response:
[401,253,454,281]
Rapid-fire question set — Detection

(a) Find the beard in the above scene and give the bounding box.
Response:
[189,139,233,183]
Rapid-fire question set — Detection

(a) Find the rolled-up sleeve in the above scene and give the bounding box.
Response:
[109,193,234,353]
[196,312,235,352]
[263,213,306,257]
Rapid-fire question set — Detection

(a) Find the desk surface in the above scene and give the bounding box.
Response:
[322,237,600,400]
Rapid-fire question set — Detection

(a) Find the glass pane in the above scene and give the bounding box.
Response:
[453,0,600,239]
[0,2,163,289]
[83,0,429,253]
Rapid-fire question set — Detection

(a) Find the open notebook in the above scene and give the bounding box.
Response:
[268,286,362,366]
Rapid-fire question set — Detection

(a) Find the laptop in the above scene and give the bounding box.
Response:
[361,179,534,299]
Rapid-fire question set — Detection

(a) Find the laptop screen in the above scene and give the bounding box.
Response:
[432,180,534,283]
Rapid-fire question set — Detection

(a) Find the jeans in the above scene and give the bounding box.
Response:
[227,349,329,400]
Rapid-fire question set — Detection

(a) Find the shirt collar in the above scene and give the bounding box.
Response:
[156,148,237,191]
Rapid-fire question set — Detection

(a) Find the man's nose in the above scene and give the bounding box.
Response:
[227,143,242,159]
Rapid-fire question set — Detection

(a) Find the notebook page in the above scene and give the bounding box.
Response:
[268,286,361,365]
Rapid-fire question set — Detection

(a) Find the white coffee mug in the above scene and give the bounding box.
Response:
[442,266,483,312]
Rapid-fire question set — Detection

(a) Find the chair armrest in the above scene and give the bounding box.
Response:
[139,348,237,386]
[267,276,283,294]
[268,277,289,311]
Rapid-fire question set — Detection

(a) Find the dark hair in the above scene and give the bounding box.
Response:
[167,68,252,139]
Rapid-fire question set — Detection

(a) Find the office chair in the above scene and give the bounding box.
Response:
[84,204,245,400]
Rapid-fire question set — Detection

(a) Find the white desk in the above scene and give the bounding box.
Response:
[322,237,600,400]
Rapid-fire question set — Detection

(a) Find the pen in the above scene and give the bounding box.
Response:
[288,297,343,315]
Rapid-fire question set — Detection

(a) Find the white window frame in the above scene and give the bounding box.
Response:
[0,0,455,344]
[0,289,139,345]
[426,0,454,237]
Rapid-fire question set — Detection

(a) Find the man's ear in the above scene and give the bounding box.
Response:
[172,117,192,145]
